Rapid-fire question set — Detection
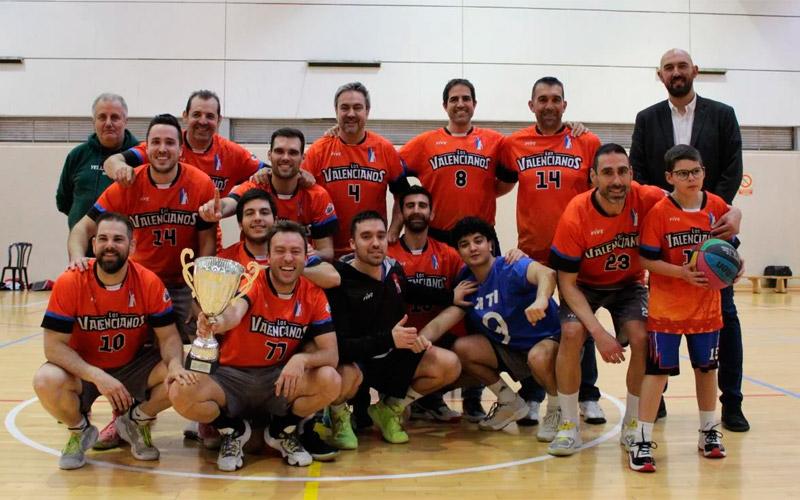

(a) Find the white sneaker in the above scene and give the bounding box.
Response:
[579,400,607,424]
[265,426,313,467]
[115,411,159,461]
[547,420,582,456]
[516,400,540,426]
[478,396,529,431]
[537,406,561,442]
[620,419,638,451]
[698,425,726,458]
[217,421,251,472]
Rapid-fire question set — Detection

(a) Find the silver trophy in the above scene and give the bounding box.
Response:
[181,248,259,373]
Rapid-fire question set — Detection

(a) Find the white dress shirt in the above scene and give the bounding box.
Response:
[669,94,697,145]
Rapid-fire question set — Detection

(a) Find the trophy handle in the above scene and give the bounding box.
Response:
[232,261,260,302]
[180,248,198,299]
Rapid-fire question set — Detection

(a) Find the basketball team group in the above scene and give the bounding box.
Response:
[36,48,748,475]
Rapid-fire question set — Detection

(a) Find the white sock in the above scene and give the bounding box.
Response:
[699,410,717,431]
[639,420,654,442]
[546,393,559,413]
[558,392,579,423]
[330,402,348,414]
[131,405,154,423]
[488,380,516,404]
[388,388,423,409]
[624,393,640,424]
[67,415,89,432]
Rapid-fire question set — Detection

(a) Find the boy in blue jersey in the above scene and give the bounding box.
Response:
[418,217,562,441]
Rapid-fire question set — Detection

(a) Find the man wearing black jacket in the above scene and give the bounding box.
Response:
[323,211,475,448]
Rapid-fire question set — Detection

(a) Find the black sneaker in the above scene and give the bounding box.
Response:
[299,420,338,462]
[721,405,750,432]
[462,396,487,423]
[656,397,667,421]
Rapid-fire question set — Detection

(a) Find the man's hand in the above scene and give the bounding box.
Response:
[565,121,588,137]
[250,167,271,185]
[323,125,339,137]
[197,312,221,337]
[92,370,134,412]
[275,354,306,400]
[680,264,709,288]
[391,315,418,350]
[504,248,528,264]
[67,256,91,272]
[453,280,478,307]
[110,163,135,187]
[710,209,740,240]
[166,364,199,387]
[524,297,549,326]
[198,190,223,223]
[411,335,432,353]
[593,331,626,364]
[298,169,316,188]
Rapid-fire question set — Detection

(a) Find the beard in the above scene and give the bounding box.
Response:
[97,250,127,274]
[404,216,429,233]
[666,77,693,98]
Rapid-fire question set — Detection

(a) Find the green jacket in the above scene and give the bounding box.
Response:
[56,130,140,228]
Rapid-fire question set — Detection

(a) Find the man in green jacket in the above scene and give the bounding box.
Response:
[56,93,140,229]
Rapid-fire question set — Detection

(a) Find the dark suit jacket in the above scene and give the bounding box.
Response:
[629,95,743,203]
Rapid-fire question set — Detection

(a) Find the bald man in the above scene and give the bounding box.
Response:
[629,48,747,432]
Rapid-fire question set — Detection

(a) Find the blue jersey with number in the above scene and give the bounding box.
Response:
[459,256,560,351]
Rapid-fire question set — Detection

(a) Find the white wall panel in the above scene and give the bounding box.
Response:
[691,0,800,16]
[462,7,689,66]
[466,1,688,11]
[0,2,225,59]
[225,4,462,62]
[0,60,225,117]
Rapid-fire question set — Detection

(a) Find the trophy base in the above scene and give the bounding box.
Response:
[185,356,219,374]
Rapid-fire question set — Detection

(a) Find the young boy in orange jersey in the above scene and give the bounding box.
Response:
[629,144,737,472]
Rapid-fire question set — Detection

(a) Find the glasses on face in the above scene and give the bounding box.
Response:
[671,167,704,180]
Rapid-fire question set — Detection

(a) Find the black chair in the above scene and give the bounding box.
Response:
[2,242,33,290]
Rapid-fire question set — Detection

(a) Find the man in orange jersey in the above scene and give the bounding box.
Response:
[499,77,605,427]
[301,82,409,257]
[169,221,341,470]
[387,185,466,422]
[200,128,339,260]
[103,89,265,196]
[34,212,197,470]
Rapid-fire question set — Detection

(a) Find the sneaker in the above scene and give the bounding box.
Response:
[629,439,658,472]
[619,419,638,452]
[367,401,409,444]
[579,400,607,425]
[410,396,461,423]
[721,405,750,432]
[326,406,358,450]
[698,425,726,458]
[217,421,252,471]
[478,396,529,431]
[537,406,561,442]
[59,424,98,470]
[462,396,487,423]
[183,420,200,441]
[547,421,582,456]
[516,400,540,427]
[265,426,313,466]
[656,397,667,421]
[115,411,159,461]
[93,416,120,450]
[299,419,338,462]
[199,422,221,450]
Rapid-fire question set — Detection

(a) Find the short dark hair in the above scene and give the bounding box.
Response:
[664,144,704,172]
[95,211,134,239]
[270,127,306,153]
[350,210,386,237]
[335,82,371,110]
[185,89,221,117]
[236,188,278,223]
[442,78,476,105]
[592,143,628,171]
[451,216,497,248]
[266,220,308,254]
[146,114,183,145]
[532,76,565,98]
[398,184,433,207]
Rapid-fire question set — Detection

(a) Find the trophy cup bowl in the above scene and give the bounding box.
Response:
[181,249,259,373]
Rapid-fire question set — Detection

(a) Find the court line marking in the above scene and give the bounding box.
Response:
[4,299,49,309]
[678,354,800,399]
[6,394,624,482]
[303,461,322,499]
[0,332,42,349]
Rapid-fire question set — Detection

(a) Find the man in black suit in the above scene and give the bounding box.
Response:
[630,48,749,432]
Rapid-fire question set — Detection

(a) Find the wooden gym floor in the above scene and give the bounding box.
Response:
[0,289,797,499]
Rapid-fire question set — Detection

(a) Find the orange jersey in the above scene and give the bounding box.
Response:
[89,163,216,286]
[500,126,601,261]
[218,240,269,267]
[219,273,334,368]
[640,192,730,333]
[302,132,406,256]
[399,127,515,230]
[549,183,665,288]
[229,180,338,240]
[41,260,174,369]
[128,134,264,196]
[387,236,464,331]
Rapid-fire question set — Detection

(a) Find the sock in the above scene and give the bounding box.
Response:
[624,393,640,424]
[558,392,579,424]
[211,412,245,436]
[387,388,423,410]
[131,404,154,423]
[546,393,559,413]
[270,412,302,438]
[330,402,348,414]
[639,420,654,443]
[67,414,89,432]
[487,380,516,404]
[699,410,717,431]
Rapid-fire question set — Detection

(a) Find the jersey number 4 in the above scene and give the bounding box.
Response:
[348,184,361,203]
[152,228,177,246]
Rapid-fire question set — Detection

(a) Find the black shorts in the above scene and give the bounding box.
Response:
[559,283,648,345]
[167,284,196,344]
[79,347,162,414]
[490,336,559,382]
[211,365,290,419]
[360,349,423,399]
